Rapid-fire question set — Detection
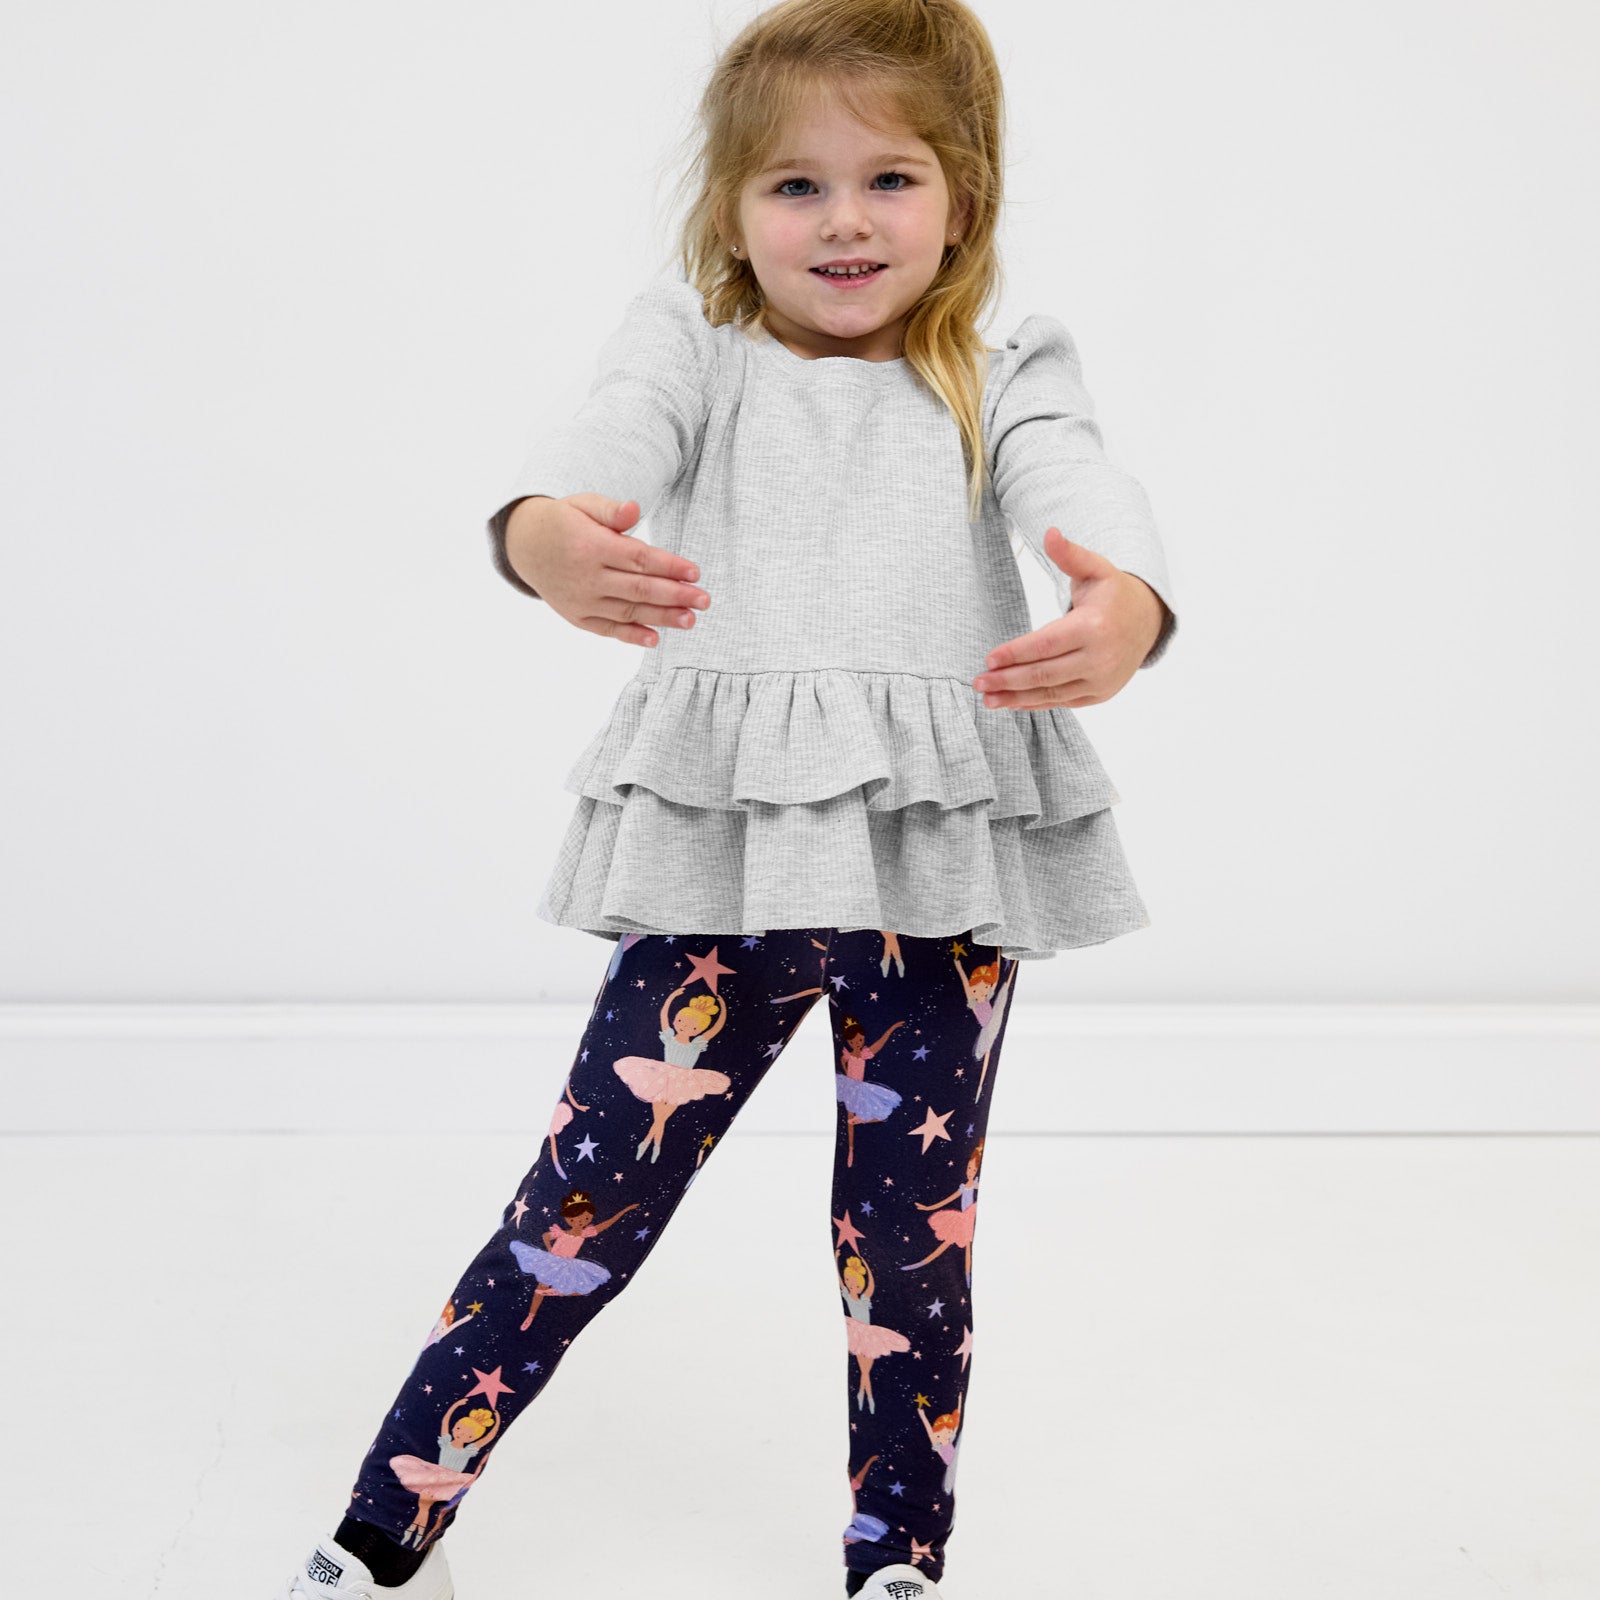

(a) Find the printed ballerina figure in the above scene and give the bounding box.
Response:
[543,1077,591,1180]
[421,1297,478,1349]
[900,1136,984,1288]
[390,1393,503,1549]
[768,935,831,1005]
[836,1013,906,1168]
[842,1451,891,1549]
[955,948,1017,1101]
[838,1247,912,1414]
[876,930,905,979]
[915,1393,963,1497]
[612,982,733,1162]
[507,1187,639,1332]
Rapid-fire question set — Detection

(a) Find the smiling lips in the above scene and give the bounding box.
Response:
[811,264,886,286]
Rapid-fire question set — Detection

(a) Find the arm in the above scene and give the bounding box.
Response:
[483,275,716,599]
[986,316,1178,668]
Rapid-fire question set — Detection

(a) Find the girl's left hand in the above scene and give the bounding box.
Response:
[972,528,1169,710]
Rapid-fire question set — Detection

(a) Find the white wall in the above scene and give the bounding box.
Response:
[2,0,1596,1014]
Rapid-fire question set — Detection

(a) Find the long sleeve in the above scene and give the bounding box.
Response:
[985,315,1178,668]
[484,275,718,600]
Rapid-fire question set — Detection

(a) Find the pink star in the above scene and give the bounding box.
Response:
[509,1196,529,1228]
[955,1325,974,1368]
[467,1364,515,1406]
[908,1105,953,1152]
[832,1209,867,1252]
[685,945,738,993]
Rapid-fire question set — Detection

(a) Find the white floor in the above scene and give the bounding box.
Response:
[5,1130,1597,1599]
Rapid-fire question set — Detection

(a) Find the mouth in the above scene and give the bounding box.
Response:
[811,264,887,286]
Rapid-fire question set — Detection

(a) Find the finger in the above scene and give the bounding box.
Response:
[604,526,703,590]
[974,649,1086,697]
[600,563,711,621]
[981,675,1098,710]
[577,614,664,649]
[982,615,1087,673]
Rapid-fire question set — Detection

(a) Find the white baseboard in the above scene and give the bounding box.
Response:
[3,1003,1598,1134]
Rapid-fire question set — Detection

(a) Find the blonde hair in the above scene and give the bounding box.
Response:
[664,0,1009,522]
[676,993,721,1031]
[455,1407,496,1442]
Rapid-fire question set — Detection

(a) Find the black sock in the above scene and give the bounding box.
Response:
[334,1516,429,1588]
[845,1571,870,1596]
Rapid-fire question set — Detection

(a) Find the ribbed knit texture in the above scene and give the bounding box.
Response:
[485,274,1178,961]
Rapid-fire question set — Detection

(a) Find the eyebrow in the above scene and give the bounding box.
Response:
[758,152,936,174]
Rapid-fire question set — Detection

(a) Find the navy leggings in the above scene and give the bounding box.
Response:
[343,926,1021,1587]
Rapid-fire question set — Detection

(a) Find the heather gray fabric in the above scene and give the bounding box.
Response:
[485,273,1178,961]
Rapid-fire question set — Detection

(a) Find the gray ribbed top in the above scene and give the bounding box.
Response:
[485,274,1178,962]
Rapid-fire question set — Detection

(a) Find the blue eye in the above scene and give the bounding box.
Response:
[774,170,913,197]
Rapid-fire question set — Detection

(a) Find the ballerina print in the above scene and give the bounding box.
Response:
[612,982,733,1163]
[915,1394,963,1496]
[955,949,1017,1101]
[876,930,905,979]
[838,1247,912,1414]
[421,1296,478,1349]
[842,1451,890,1548]
[900,1136,984,1288]
[836,1013,906,1168]
[768,935,831,1005]
[507,1187,639,1332]
[390,1393,502,1550]
[543,1077,591,1181]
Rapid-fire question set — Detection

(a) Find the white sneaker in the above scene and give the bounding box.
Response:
[276,1533,453,1599]
[856,1564,945,1600]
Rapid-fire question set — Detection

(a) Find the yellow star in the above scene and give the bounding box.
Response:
[467,1301,484,1315]
[913,1391,932,1407]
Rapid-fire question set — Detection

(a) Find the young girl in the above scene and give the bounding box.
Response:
[277,1,1176,1595]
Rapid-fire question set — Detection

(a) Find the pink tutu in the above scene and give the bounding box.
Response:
[929,1206,977,1247]
[389,1455,477,1498]
[613,1056,731,1104]
[845,1318,911,1359]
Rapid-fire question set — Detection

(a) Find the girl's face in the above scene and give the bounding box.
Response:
[451,1420,477,1446]
[736,92,962,364]
[568,1208,594,1229]
[676,1008,707,1039]
[973,977,994,1002]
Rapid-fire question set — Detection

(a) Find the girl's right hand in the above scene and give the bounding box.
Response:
[504,494,710,648]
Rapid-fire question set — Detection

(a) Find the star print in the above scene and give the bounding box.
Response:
[634,977,645,988]
[910,1110,951,1161]
[634,1226,652,1240]
[522,1360,542,1374]
[869,991,878,1001]
[859,1200,874,1215]
[614,1171,625,1182]
[423,1384,432,1394]
[467,1365,515,1406]
[453,1346,464,1356]
[579,1047,588,1062]
[828,974,850,992]
[913,1536,935,1557]
[486,1279,495,1288]
[914,1391,932,1407]
[912,1350,922,1359]
[575,1134,598,1162]
[510,1196,529,1227]
[912,1044,930,1061]
[953,1067,963,1078]
[955,1326,974,1368]
[889,1481,906,1496]
[950,939,968,958]
[605,1009,615,1021]
[965,1124,974,1136]
[925,1297,945,1318]
[883,1176,894,1187]
[685,944,737,993]
[833,1209,867,1252]
[468,1301,484,1315]
[740,935,761,948]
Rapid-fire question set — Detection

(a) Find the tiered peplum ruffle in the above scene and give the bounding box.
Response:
[535,666,1151,961]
